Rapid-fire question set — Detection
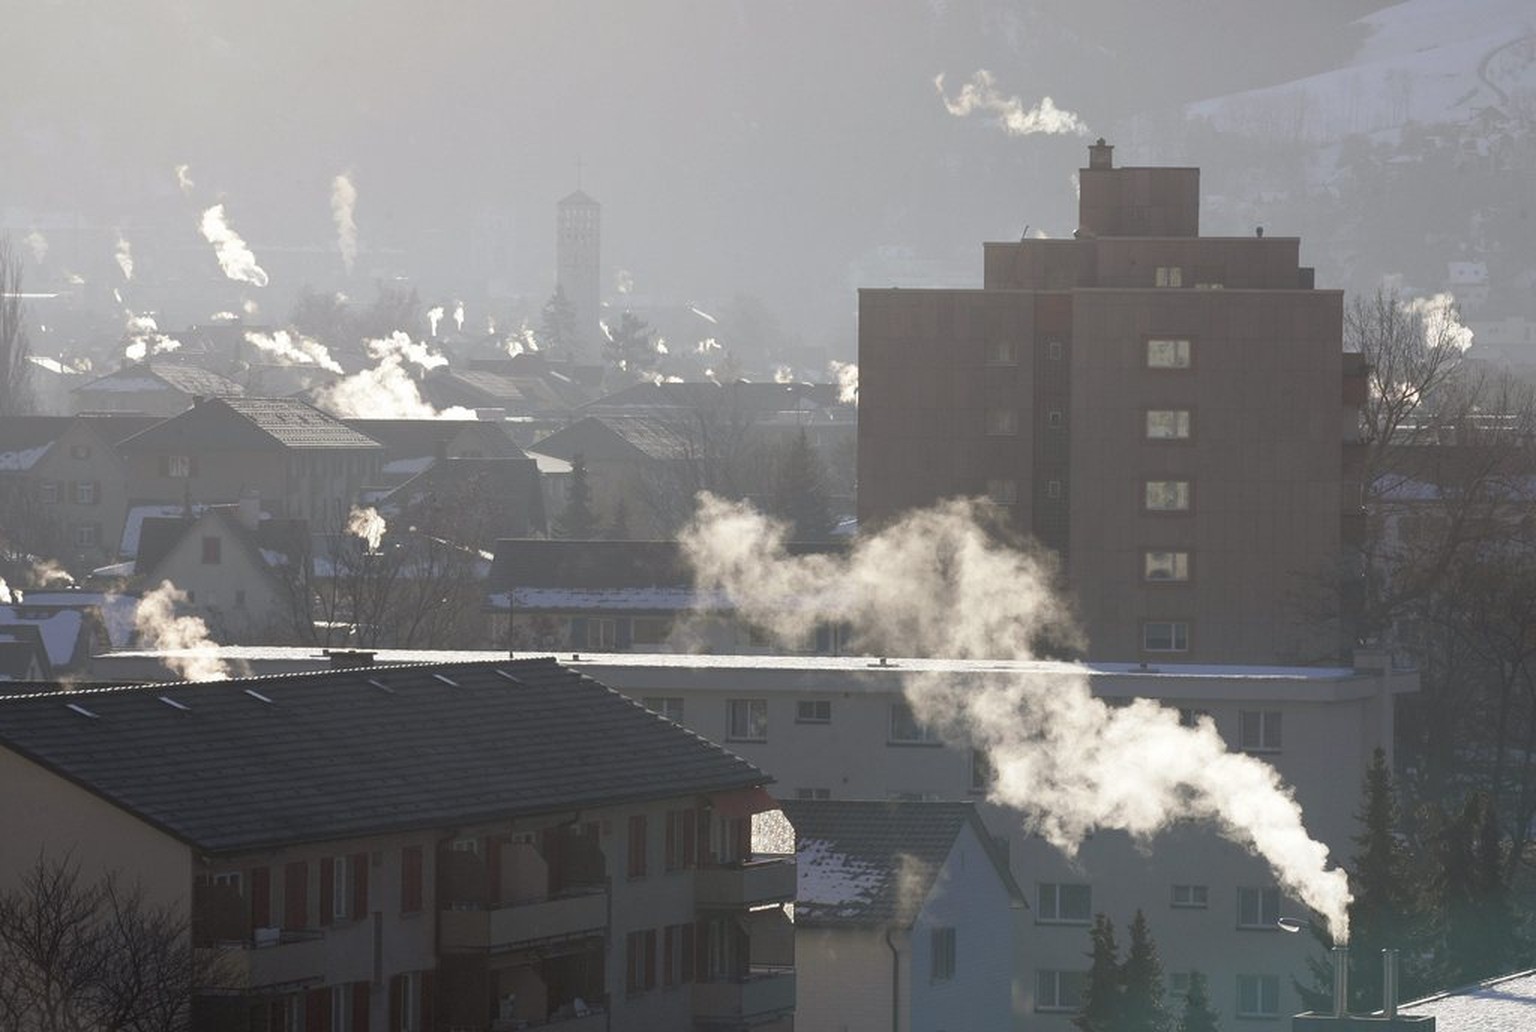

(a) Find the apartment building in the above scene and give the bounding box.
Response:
[0,658,796,1032]
[858,140,1363,665]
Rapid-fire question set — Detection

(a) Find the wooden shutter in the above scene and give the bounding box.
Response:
[350,982,369,1032]
[305,988,328,1032]
[388,976,402,1032]
[420,970,435,1031]
[249,865,271,928]
[350,853,368,919]
[319,857,335,926]
[664,812,677,870]
[681,922,697,983]
[663,925,676,987]
[283,862,307,930]
[401,846,423,913]
[644,929,657,990]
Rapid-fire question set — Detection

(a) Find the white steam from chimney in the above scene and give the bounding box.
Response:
[23,230,48,264]
[936,70,1089,137]
[773,365,795,384]
[367,330,447,370]
[199,204,269,288]
[114,232,134,282]
[679,495,1352,940]
[124,313,181,361]
[427,306,444,337]
[0,577,13,604]
[312,332,472,419]
[244,330,344,373]
[331,173,359,275]
[132,580,232,682]
[346,505,387,552]
[828,360,859,404]
[453,302,465,333]
[29,559,75,589]
[174,164,195,194]
[1405,292,1474,353]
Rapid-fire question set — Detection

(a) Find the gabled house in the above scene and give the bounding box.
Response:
[116,397,383,528]
[381,457,547,544]
[0,600,111,677]
[0,657,796,1032]
[71,361,246,417]
[777,800,1022,1032]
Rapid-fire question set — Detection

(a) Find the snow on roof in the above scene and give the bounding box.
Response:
[8,591,137,649]
[0,443,52,471]
[795,838,886,917]
[0,608,83,668]
[121,504,198,557]
[524,450,572,475]
[1401,968,1536,1029]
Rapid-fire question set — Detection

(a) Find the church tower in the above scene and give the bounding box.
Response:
[555,189,601,364]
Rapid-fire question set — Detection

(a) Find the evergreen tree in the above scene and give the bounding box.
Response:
[1347,747,1416,1009]
[540,286,579,358]
[602,310,656,383]
[768,429,835,541]
[1121,911,1172,1032]
[1177,972,1220,1032]
[1433,793,1520,985]
[1075,914,1123,1032]
[554,454,598,539]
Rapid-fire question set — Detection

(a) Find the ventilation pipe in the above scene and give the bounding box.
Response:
[1383,949,1399,1019]
[1332,946,1349,1017]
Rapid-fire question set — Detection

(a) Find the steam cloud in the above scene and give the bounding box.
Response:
[29,559,75,589]
[200,204,270,287]
[23,230,48,264]
[245,330,344,373]
[174,164,195,194]
[1405,292,1473,353]
[828,359,859,404]
[331,173,359,275]
[124,313,181,361]
[312,332,473,419]
[367,330,447,370]
[132,580,232,682]
[114,232,134,281]
[936,70,1089,136]
[427,306,444,337]
[453,302,464,333]
[0,577,13,604]
[346,505,387,552]
[679,495,1352,940]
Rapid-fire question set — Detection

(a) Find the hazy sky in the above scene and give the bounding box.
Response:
[2,0,1386,343]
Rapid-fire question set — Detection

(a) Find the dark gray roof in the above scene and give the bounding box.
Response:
[119,397,382,452]
[0,658,769,855]
[780,800,1021,928]
[531,415,695,463]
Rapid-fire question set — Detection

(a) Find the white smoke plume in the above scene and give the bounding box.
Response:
[1405,292,1473,353]
[616,269,634,295]
[0,577,13,604]
[114,232,134,281]
[113,288,123,305]
[655,338,669,355]
[245,330,343,373]
[427,306,444,337]
[126,313,159,334]
[242,298,259,317]
[828,359,859,404]
[174,164,195,194]
[773,365,795,384]
[936,70,1089,137]
[199,204,270,287]
[367,331,447,370]
[346,505,387,552]
[125,336,181,361]
[453,302,464,333]
[132,580,232,682]
[485,315,497,335]
[679,495,1353,940]
[331,173,359,275]
[23,230,48,264]
[312,336,473,420]
[29,558,75,589]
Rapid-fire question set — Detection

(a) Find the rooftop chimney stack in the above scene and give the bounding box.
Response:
[1383,949,1398,1019]
[1332,946,1349,1017]
[1088,137,1114,170]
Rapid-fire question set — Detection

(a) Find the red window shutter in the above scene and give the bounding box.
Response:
[319,857,335,926]
[694,919,710,980]
[283,862,307,929]
[350,982,369,1032]
[681,922,696,983]
[350,854,368,919]
[644,928,657,990]
[663,925,676,987]
[305,988,328,1032]
[249,865,271,928]
[682,810,697,869]
[401,846,423,913]
[420,970,435,1031]
[388,976,401,1032]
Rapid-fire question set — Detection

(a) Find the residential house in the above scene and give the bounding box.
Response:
[528,415,704,536]
[420,368,531,419]
[381,458,547,544]
[777,800,1022,1032]
[0,657,796,1032]
[343,418,527,489]
[0,599,111,678]
[116,397,383,528]
[71,361,246,417]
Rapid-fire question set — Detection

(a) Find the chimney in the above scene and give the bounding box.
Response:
[1332,946,1349,1017]
[1088,137,1114,170]
[1383,949,1398,1019]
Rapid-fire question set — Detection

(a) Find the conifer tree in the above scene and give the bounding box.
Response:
[1347,747,1416,1009]
[1433,793,1521,985]
[554,454,598,539]
[1076,914,1123,1032]
[1177,971,1220,1032]
[1121,910,1172,1032]
[768,428,835,541]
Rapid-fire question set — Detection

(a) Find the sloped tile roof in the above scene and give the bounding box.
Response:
[119,398,382,452]
[780,799,1020,929]
[0,658,768,854]
[73,362,245,398]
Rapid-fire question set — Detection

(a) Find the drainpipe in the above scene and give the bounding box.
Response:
[884,929,901,1032]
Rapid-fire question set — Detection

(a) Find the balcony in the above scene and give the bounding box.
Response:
[693,968,796,1025]
[209,929,327,990]
[491,1006,606,1032]
[695,857,796,909]
[440,888,608,953]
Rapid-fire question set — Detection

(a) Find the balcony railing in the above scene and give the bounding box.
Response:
[440,887,608,952]
[491,1004,607,1031]
[208,929,327,990]
[692,967,796,1023]
[695,856,796,909]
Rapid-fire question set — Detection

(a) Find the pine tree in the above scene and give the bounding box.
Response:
[768,428,835,541]
[1346,747,1415,1009]
[554,454,598,539]
[1177,971,1220,1032]
[1121,911,1172,1032]
[1433,793,1520,985]
[1075,914,1123,1032]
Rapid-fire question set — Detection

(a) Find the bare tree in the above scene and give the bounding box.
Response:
[1,238,35,416]
[0,854,218,1032]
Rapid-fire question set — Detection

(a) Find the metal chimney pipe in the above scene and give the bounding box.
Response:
[1383,949,1399,1019]
[1332,945,1350,1017]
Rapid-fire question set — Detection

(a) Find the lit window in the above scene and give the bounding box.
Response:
[1146,410,1191,439]
[987,479,1018,506]
[1037,970,1086,1012]
[1145,481,1191,511]
[1143,621,1190,652]
[931,927,957,982]
[986,339,1017,365]
[1240,711,1282,752]
[889,702,941,745]
[796,699,832,724]
[1155,266,1184,287]
[727,699,768,741]
[642,697,684,723]
[985,408,1019,436]
[1237,887,1280,929]
[1147,339,1191,369]
[1171,884,1209,908]
[1236,974,1280,1017]
[1144,551,1190,582]
[1037,883,1091,924]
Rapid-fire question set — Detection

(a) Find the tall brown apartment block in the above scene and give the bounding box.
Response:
[859,140,1362,665]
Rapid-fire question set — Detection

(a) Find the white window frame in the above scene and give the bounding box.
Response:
[1240,710,1282,753]
[987,478,1018,506]
[1145,480,1191,511]
[1143,621,1190,653]
[585,617,617,650]
[1147,338,1191,369]
[1146,410,1191,440]
[330,985,352,1030]
[39,481,59,504]
[72,524,99,548]
[1037,882,1091,924]
[1171,884,1208,908]
[985,339,1018,366]
[1036,970,1086,1012]
[727,699,768,742]
[1144,551,1190,582]
[167,454,193,478]
[332,857,353,921]
[985,408,1019,436]
[1237,886,1280,929]
[1155,265,1184,287]
[1236,973,1280,1018]
[73,481,97,505]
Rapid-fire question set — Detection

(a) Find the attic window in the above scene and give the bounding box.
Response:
[366,678,396,694]
[243,689,275,705]
[432,673,460,688]
[66,702,99,719]
[158,696,191,712]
